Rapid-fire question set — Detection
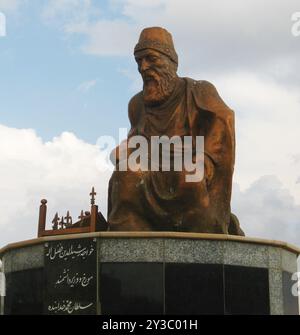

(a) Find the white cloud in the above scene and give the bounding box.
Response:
[232,176,300,246]
[0,124,111,247]
[39,0,300,91]
[43,1,300,80]
[65,19,138,56]
[77,79,98,92]
[204,72,300,205]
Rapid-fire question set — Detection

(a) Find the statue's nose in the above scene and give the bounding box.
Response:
[140,59,150,72]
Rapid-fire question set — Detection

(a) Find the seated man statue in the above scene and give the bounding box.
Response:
[107,27,244,236]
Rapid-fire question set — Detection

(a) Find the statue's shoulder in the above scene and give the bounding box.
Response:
[128,91,143,125]
[185,77,234,118]
[187,78,217,91]
[185,77,218,95]
[128,91,143,110]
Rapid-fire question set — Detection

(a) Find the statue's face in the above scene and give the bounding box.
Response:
[135,48,177,107]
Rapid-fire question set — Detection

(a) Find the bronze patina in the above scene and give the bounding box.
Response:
[107,27,244,236]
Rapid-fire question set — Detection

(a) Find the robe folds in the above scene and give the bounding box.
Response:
[107,77,244,235]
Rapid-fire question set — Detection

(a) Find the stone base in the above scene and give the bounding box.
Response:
[0,232,299,315]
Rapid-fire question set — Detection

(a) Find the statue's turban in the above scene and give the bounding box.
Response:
[134,27,178,65]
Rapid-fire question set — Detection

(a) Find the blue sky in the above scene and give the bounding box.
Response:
[0,0,137,142]
[0,0,300,247]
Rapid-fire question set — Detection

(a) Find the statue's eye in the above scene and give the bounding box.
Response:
[148,56,158,62]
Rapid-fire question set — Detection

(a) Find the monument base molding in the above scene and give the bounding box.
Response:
[0,232,299,315]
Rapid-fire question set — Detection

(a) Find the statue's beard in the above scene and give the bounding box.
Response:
[142,70,177,107]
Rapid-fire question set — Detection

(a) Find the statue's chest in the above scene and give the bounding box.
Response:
[139,101,189,138]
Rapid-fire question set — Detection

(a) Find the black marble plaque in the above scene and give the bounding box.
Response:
[224,265,270,315]
[44,238,97,315]
[165,263,224,314]
[282,271,299,315]
[100,263,164,314]
[4,268,43,315]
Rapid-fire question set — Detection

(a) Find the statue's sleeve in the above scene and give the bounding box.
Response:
[191,80,235,183]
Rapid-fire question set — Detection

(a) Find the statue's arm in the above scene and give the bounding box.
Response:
[192,80,235,184]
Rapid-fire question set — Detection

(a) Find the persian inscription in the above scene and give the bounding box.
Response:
[44,238,97,315]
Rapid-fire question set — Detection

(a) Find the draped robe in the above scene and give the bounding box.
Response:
[107,77,244,235]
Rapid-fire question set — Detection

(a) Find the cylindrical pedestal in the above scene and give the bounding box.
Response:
[0,232,299,315]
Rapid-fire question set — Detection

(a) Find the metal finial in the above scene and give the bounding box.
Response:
[65,210,72,227]
[90,187,96,206]
[52,212,59,230]
[59,216,65,229]
[78,210,84,221]
[78,210,85,227]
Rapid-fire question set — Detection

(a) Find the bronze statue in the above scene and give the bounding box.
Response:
[107,27,244,236]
